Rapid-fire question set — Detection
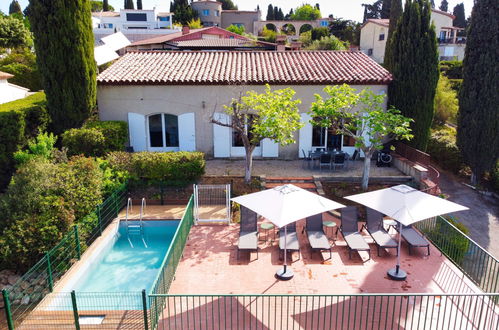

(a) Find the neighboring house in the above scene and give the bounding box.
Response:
[191,0,261,33]
[97,51,391,159]
[92,9,178,43]
[0,71,31,104]
[126,26,276,51]
[253,18,331,38]
[360,9,466,63]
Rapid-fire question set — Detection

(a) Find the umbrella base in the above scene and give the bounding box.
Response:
[387,267,407,281]
[275,267,294,281]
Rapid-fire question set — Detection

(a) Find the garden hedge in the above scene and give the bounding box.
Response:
[107,151,206,184]
[0,92,49,189]
[427,126,465,174]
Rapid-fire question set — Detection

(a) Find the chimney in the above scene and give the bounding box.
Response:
[275,35,286,52]
[182,26,190,35]
[290,41,302,50]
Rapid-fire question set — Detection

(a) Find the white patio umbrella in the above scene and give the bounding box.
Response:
[345,184,468,280]
[232,184,345,280]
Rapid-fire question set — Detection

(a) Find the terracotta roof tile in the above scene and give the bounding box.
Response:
[0,71,14,80]
[97,51,392,85]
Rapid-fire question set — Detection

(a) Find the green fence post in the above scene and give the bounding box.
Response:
[97,205,102,235]
[71,291,80,330]
[2,290,15,330]
[46,252,53,292]
[142,290,149,330]
[74,225,81,260]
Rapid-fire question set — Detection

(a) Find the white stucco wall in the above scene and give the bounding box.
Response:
[359,22,388,64]
[0,80,30,104]
[98,84,388,159]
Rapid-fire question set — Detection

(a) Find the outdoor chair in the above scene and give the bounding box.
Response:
[237,206,259,260]
[340,206,371,261]
[302,149,312,169]
[319,153,332,171]
[398,225,430,256]
[332,153,346,170]
[363,208,398,256]
[279,223,300,262]
[304,214,332,259]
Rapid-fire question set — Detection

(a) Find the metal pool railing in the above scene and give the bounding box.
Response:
[149,293,499,330]
[416,216,499,295]
[149,195,195,329]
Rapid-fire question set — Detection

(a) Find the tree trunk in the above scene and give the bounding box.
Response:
[361,151,372,191]
[244,147,255,183]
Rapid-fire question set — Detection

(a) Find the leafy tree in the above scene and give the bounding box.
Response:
[387,0,439,151]
[170,0,198,25]
[14,132,57,166]
[90,1,115,11]
[452,3,466,28]
[261,26,277,42]
[266,4,274,20]
[28,0,96,134]
[310,85,413,190]
[227,24,245,35]
[384,0,402,71]
[311,27,329,41]
[291,4,321,20]
[0,15,32,49]
[137,0,142,10]
[329,18,361,45]
[212,85,303,183]
[124,0,134,9]
[306,35,348,50]
[9,0,22,15]
[457,0,499,186]
[0,48,42,91]
[434,75,458,125]
[285,8,294,20]
[380,0,391,19]
[439,0,448,11]
[219,0,237,10]
[362,0,383,22]
[187,18,202,29]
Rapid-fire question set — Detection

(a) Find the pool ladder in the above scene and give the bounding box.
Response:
[125,198,148,248]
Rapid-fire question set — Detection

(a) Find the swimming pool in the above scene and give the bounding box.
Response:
[74,220,179,293]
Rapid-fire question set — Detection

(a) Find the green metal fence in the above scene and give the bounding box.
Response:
[416,216,499,295]
[149,293,499,330]
[149,195,195,329]
[1,183,128,329]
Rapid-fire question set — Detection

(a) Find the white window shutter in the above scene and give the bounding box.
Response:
[298,113,312,158]
[178,112,196,151]
[213,112,231,157]
[262,138,279,157]
[127,112,147,152]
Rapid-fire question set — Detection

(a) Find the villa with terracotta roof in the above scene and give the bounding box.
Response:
[360,9,466,63]
[97,50,391,159]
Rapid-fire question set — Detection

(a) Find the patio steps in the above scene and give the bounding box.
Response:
[265,177,317,192]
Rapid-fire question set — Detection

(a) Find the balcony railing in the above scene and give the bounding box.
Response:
[438,37,466,44]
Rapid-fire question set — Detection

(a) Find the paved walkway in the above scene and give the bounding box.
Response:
[438,171,499,259]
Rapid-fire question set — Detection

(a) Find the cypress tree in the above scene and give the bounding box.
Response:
[137,0,142,10]
[457,0,499,185]
[452,3,466,28]
[9,0,22,15]
[439,0,448,11]
[387,0,439,151]
[124,0,134,10]
[28,0,96,134]
[384,0,402,70]
[380,0,391,19]
[170,0,197,25]
[273,7,279,20]
[266,4,274,20]
[103,0,109,11]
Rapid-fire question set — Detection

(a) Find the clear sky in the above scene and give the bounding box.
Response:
[3,0,474,23]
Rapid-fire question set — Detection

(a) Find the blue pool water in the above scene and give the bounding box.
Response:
[74,220,179,293]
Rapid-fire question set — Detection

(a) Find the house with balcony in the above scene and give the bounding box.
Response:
[92,9,179,43]
[360,9,466,63]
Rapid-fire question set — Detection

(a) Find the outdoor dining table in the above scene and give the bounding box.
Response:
[309,150,347,169]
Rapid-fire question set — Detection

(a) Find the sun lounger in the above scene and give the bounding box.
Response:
[364,208,398,256]
[399,225,430,256]
[340,206,371,261]
[237,206,258,260]
[305,214,332,259]
[279,223,300,261]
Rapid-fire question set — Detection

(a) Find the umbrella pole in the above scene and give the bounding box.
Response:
[388,222,407,281]
[276,225,294,280]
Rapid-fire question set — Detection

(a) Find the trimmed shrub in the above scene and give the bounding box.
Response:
[61,121,128,157]
[440,60,463,79]
[0,92,49,190]
[107,151,205,184]
[448,79,462,93]
[427,126,465,174]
